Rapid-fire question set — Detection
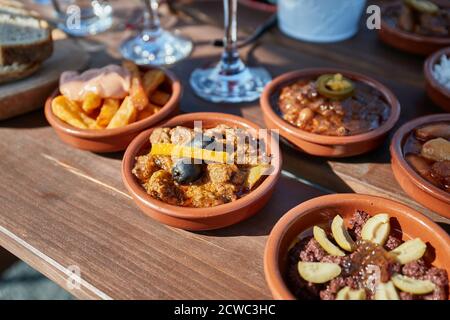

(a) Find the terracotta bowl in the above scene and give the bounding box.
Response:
[264,193,450,300]
[379,2,450,56]
[390,114,450,219]
[122,112,282,231]
[44,66,181,153]
[260,68,401,157]
[424,47,450,112]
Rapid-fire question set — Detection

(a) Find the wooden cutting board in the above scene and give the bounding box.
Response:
[0,38,90,121]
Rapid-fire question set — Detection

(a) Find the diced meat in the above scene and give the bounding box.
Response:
[207,164,236,184]
[402,259,428,278]
[348,210,370,239]
[424,267,449,287]
[399,292,415,300]
[170,126,193,145]
[153,155,173,172]
[320,277,346,300]
[132,155,158,182]
[384,235,402,250]
[421,267,448,300]
[150,127,171,144]
[144,170,182,205]
[299,237,327,262]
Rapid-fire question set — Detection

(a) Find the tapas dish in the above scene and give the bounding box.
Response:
[379,0,450,55]
[45,62,181,152]
[122,112,281,230]
[390,114,450,218]
[260,69,400,157]
[264,194,450,300]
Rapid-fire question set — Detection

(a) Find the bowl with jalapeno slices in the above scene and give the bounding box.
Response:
[260,69,401,157]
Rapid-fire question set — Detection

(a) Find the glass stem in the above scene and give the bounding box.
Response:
[221,0,243,74]
[142,0,162,39]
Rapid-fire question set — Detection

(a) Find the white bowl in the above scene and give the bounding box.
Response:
[278,0,367,43]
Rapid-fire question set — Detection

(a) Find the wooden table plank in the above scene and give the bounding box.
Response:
[0,114,324,298]
[0,0,448,299]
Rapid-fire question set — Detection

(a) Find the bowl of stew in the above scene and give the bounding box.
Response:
[260,69,401,157]
[122,112,282,230]
[264,194,450,300]
[390,114,450,218]
[378,0,450,55]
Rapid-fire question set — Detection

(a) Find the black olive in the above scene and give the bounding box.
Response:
[172,159,203,184]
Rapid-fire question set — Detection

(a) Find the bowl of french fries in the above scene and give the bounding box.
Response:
[44,61,181,152]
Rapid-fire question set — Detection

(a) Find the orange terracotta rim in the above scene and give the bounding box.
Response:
[122,112,282,220]
[44,66,182,139]
[264,193,450,300]
[424,46,450,99]
[380,3,450,47]
[260,68,401,145]
[390,113,450,205]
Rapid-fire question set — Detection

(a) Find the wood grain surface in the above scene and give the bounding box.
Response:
[0,0,448,299]
[0,38,90,120]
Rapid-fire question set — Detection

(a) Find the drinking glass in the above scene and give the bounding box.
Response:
[190,0,271,103]
[120,0,193,65]
[51,0,113,37]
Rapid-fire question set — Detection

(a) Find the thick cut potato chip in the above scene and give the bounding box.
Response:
[123,61,149,111]
[143,70,165,96]
[96,98,120,128]
[82,92,102,114]
[136,103,161,121]
[52,95,87,129]
[150,90,170,106]
[130,77,149,111]
[107,97,137,129]
[80,112,97,129]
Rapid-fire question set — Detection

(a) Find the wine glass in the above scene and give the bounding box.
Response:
[52,0,113,37]
[120,0,193,65]
[190,0,271,103]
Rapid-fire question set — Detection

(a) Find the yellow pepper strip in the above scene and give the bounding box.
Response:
[150,143,230,163]
[245,164,271,190]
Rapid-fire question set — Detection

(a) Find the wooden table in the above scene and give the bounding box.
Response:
[0,0,448,299]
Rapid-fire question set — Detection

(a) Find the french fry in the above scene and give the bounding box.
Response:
[80,112,98,129]
[51,95,87,129]
[150,90,170,106]
[136,103,160,121]
[143,69,165,96]
[123,61,149,111]
[82,91,102,114]
[106,97,137,129]
[95,98,120,128]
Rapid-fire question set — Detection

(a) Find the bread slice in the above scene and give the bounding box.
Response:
[0,0,24,8]
[0,62,40,84]
[0,8,53,66]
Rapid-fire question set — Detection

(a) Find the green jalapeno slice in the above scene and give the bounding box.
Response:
[316,73,355,100]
